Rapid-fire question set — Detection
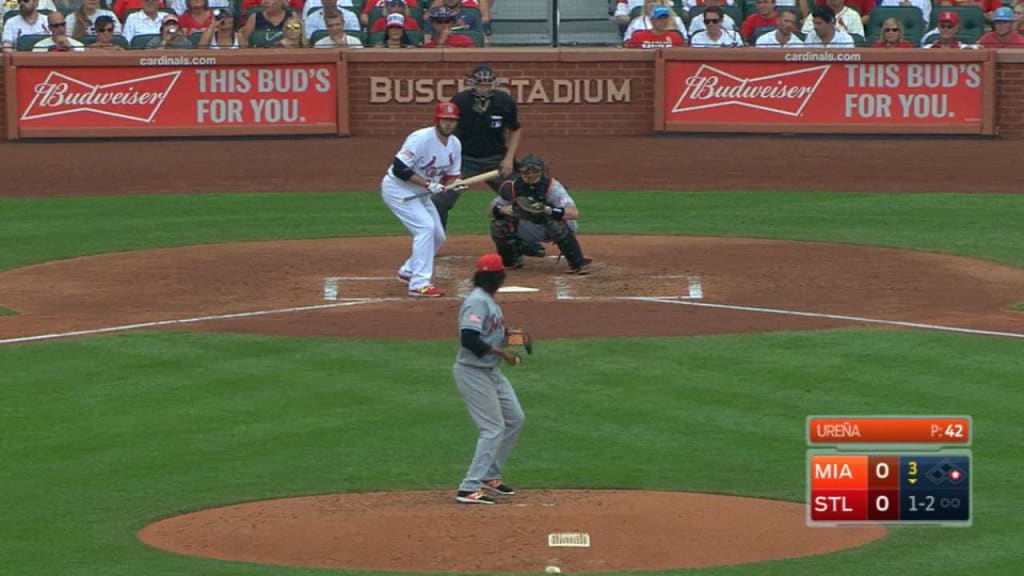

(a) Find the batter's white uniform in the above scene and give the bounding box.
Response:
[381,126,462,292]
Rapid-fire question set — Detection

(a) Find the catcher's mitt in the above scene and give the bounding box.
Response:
[513,196,550,224]
[506,328,533,354]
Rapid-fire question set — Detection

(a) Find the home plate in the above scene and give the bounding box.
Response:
[498,286,540,293]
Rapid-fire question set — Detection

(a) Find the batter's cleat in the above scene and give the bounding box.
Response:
[397,271,412,284]
[456,490,496,504]
[482,479,516,495]
[408,285,445,298]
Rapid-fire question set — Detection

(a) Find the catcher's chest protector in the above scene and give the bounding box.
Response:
[506,177,552,204]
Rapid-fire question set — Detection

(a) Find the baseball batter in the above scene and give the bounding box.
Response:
[454,253,523,505]
[381,101,464,298]
[490,155,592,274]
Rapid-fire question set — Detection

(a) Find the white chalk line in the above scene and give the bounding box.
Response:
[0,298,397,346]
[621,297,1024,340]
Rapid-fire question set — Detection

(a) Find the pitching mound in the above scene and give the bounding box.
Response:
[138,489,885,573]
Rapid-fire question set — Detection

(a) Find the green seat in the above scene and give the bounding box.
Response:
[17,33,50,51]
[865,6,926,45]
[80,33,129,48]
[310,28,329,44]
[752,24,775,42]
[129,33,160,49]
[849,32,865,47]
[459,29,484,47]
[931,5,985,44]
[189,31,203,46]
[247,28,284,47]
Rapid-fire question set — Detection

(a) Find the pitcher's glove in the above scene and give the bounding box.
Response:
[506,328,533,354]
[513,197,550,224]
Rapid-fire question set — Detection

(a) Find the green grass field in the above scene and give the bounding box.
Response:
[2,191,1022,575]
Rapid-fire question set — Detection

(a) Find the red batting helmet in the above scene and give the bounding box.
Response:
[435,101,459,120]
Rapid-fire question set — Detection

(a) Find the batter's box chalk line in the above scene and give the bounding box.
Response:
[556,275,704,302]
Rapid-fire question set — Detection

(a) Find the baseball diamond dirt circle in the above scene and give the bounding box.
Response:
[0,136,1021,571]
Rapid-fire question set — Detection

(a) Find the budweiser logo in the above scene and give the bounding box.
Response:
[21,70,182,123]
[671,64,829,117]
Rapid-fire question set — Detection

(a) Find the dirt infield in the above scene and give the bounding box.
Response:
[1,136,1021,571]
[138,490,886,573]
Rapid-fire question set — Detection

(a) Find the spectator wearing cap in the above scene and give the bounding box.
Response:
[623,0,688,43]
[67,0,122,38]
[802,5,855,46]
[123,0,170,41]
[740,0,776,43]
[423,5,475,46]
[689,6,744,45]
[88,15,125,49]
[33,11,86,51]
[979,6,1024,46]
[625,4,686,46]
[145,14,194,47]
[305,0,361,39]
[369,0,421,33]
[754,7,803,46]
[801,0,862,37]
[2,0,49,53]
[313,9,363,46]
[373,13,420,46]
[360,0,421,28]
[197,8,241,48]
[923,11,974,48]
[426,0,488,44]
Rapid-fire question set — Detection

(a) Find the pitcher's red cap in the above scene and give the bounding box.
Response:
[477,253,504,272]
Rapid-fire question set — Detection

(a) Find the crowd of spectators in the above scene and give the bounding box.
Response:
[613,0,1024,48]
[1,0,494,51]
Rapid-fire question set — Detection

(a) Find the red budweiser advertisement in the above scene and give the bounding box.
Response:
[658,51,995,135]
[11,53,342,138]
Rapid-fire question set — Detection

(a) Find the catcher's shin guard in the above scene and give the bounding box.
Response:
[490,219,522,268]
[555,232,589,272]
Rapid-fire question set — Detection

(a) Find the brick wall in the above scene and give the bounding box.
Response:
[996,58,1024,139]
[0,56,7,140]
[346,50,656,137]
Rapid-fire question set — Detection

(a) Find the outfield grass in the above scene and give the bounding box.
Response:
[1,191,1022,575]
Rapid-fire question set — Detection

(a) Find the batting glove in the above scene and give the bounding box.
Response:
[427,181,446,196]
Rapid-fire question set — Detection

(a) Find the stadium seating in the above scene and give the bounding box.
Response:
[129,33,161,49]
[367,29,424,46]
[865,6,926,46]
[931,5,985,44]
[559,0,620,45]
[247,28,285,47]
[80,33,131,48]
[16,33,49,51]
[488,0,553,45]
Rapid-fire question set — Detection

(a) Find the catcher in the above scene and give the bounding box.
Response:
[489,155,592,274]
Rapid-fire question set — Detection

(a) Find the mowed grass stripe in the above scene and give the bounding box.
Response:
[1,329,1022,575]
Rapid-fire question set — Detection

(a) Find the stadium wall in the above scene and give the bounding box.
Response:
[1,49,1022,140]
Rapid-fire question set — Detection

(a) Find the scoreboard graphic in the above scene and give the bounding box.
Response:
[806,416,972,527]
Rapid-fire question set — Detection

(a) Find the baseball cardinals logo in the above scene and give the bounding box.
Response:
[20,70,182,123]
[671,64,829,117]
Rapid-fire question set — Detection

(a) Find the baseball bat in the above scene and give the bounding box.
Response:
[400,169,501,203]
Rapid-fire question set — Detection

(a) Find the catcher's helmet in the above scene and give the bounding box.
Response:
[469,64,497,84]
[518,154,546,172]
[434,101,460,120]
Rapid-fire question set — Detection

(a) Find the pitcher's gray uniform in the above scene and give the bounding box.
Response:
[454,286,524,499]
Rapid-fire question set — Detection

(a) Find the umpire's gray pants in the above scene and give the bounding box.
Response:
[454,362,525,492]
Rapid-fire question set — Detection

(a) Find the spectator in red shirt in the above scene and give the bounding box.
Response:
[625,4,686,46]
[179,0,214,35]
[979,6,1024,45]
[114,0,166,23]
[423,5,475,46]
[938,0,999,23]
[873,17,914,47]
[361,0,420,27]
[741,0,776,43]
[369,0,421,33]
